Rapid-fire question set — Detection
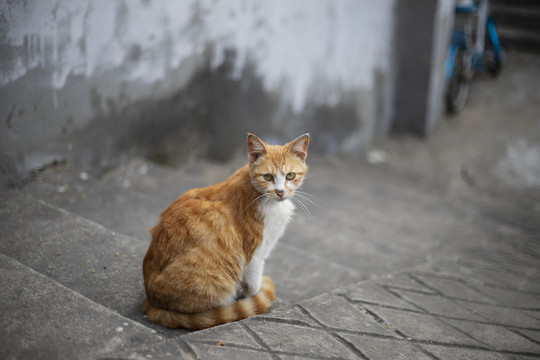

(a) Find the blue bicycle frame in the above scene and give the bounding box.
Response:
[486,16,502,61]
[445,0,502,112]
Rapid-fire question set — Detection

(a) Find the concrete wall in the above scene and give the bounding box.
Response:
[1,0,450,186]
[391,0,454,135]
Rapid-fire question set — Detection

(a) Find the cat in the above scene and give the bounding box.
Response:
[142,133,310,329]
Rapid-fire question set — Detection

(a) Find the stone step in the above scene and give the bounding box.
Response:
[23,154,507,303]
[491,0,540,52]
[492,0,540,7]
[0,187,357,357]
[101,155,488,275]
[497,26,540,53]
[23,159,198,240]
[0,253,190,360]
[492,4,540,33]
[0,189,161,329]
[22,166,361,303]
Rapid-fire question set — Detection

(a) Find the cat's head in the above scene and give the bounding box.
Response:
[247,133,309,201]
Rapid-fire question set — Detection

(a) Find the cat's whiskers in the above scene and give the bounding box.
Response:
[294,190,319,207]
[292,197,311,216]
[254,195,274,217]
[291,191,313,216]
[294,189,315,199]
[242,193,268,214]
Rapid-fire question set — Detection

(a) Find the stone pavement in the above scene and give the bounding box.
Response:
[1,52,540,359]
[182,241,540,360]
[2,183,539,359]
[2,162,539,360]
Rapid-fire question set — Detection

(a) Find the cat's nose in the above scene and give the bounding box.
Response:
[276,189,284,197]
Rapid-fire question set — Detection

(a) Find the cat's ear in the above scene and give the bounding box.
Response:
[247,133,267,163]
[289,133,310,161]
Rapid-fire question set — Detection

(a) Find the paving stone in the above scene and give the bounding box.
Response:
[391,290,486,321]
[369,307,483,346]
[443,318,540,353]
[0,190,147,321]
[468,255,540,285]
[99,341,192,360]
[376,272,438,293]
[299,294,395,335]
[517,329,540,343]
[242,319,357,359]
[183,322,262,349]
[278,355,366,360]
[258,301,321,327]
[459,260,540,292]
[503,274,540,295]
[0,254,178,360]
[452,300,540,329]
[339,335,433,360]
[470,248,540,273]
[426,261,480,281]
[342,281,422,311]
[411,274,495,302]
[265,242,361,303]
[429,260,518,291]
[189,344,273,360]
[421,344,529,360]
[500,274,540,294]
[473,286,540,308]
[461,265,521,289]
[527,310,540,321]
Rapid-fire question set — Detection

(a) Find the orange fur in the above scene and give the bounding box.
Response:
[142,133,309,330]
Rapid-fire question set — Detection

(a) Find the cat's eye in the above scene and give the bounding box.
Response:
[286,172,296,180]
[263,174,274,181]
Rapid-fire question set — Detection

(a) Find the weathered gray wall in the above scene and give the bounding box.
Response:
[391,0,454,135]
[0,0,451,186]
[0,0,397,185]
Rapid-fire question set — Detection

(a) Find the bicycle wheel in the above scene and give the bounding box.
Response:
[446,47,470,113]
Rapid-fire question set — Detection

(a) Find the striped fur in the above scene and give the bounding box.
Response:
[142,133,309,330]
[142,276,275,330]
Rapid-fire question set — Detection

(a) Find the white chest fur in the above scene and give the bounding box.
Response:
[256,199,295,261]
[240,199,294,297]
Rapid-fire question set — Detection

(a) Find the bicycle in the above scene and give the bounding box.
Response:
[445,0,503,113]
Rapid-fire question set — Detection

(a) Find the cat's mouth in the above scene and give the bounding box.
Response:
[265,190,292,202]
[273,194,291,202]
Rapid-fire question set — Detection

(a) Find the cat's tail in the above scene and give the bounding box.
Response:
[142,276,276,330]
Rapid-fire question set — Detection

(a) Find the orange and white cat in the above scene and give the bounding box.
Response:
[142,133,310,329]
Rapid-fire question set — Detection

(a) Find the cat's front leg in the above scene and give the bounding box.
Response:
[242,258,264,297]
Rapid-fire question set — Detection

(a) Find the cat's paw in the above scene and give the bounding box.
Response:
[243,284,261,297]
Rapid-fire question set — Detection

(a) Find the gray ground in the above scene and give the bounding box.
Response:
[1,51,539,359]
